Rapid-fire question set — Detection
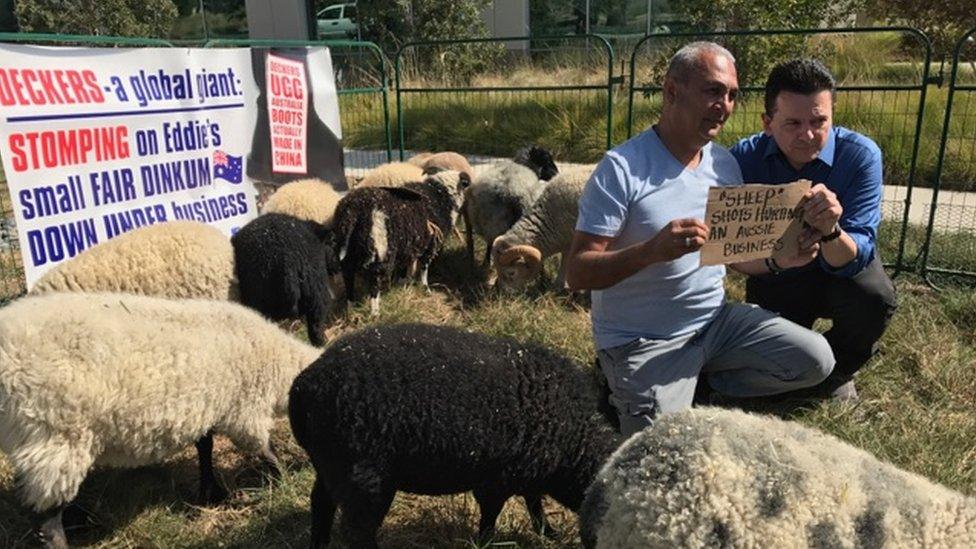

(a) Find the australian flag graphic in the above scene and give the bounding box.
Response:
[213,150,243,184]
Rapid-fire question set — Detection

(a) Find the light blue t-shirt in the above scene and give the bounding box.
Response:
[576,128,744,350]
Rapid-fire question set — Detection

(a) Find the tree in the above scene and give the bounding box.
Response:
[866,0,976,58]
[16,0,178,38]
[668,0,863,85]
[359,0,499,83]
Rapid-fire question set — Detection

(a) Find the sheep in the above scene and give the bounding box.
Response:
[514,144,559,181]
[231,213,340,346]
[491,166,594,292]
[287,323,623,549]
[30,220,236,300]
[0,292,321,549]
[356,161,425,188]
[463,161,546,270]
[406,151,435,167]
[331,170,470,315]
[261,177,343,226]
[579,407,976,549]
[420,151,474,181]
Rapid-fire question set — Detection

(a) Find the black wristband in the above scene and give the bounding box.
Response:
[764,256,785,275]
[821,224,842,243]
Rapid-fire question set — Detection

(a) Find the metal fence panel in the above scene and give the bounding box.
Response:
[627,28,934,277]
[922,28,976,285]
[394,35,615,168]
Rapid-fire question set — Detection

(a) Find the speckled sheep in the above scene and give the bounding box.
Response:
[356,161,425,188]
[232,213,340,346]
[287,323,622,548]
[463,161,546,269]
[262,177,343,226]
[331,170,469,314]
[0,292,320,548]
[29,220,236,300]
[491,166,593,291]
[580,407,976,549]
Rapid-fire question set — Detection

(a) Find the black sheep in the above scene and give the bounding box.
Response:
[231,213,339,346]
[331,170,469,314]
[514,144,559,181]
[287,323,622,548]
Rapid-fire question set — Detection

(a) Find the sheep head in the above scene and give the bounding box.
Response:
[514,145,559,181]
[491,238,543,291]
[424,169,471,222]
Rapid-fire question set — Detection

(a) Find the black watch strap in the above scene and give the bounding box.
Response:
[821,224,842,242]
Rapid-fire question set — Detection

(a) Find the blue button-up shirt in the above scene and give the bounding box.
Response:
[729,126,883,278]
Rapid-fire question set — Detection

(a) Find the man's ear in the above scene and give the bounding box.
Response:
[662,77,677,104]
[761,112,773,136]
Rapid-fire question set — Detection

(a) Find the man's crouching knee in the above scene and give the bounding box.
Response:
[798,332,835,388]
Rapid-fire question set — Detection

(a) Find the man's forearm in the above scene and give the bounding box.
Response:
[567,240,661,290]
[729,258,768,276]
[820,230,857,267]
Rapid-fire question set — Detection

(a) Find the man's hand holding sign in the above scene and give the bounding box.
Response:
[700,179,827,268]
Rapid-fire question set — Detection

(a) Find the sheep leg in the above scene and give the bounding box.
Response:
[36,504,68,549]
[554,252,568,291]
[463,202,476,267]
[472,488,510,543]
[258,440,282,479]
[482,244,492,271]
[195,432,227,505]
[304,299,328,347]
[523,494,557,539]
[309,475,337,549]
[337,476,394,549]
[342,266,357,304]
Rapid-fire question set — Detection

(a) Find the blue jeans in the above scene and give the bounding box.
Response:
[597,302,835,436]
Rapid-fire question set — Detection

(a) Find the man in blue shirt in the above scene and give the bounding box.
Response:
[566,43,835,436]
[730,59,897,402]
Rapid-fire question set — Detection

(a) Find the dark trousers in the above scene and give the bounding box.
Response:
[745,255,897,378]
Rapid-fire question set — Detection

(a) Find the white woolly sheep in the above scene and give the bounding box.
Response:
[463,161,546,269]
[30,220,236,300]
[580,407,976,549]
[0,292,321,548]
[356,161,425,188]
[491,166,594,291]
[262,177,343,226]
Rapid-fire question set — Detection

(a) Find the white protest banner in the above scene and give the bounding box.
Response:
[700,180,811,266]
[0,44,344,288]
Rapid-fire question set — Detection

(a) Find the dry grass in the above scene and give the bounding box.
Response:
[1,230,974,547]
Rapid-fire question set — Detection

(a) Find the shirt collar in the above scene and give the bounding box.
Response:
[762,127,837,168]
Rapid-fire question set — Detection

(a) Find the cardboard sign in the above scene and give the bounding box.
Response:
[700,180,811,266]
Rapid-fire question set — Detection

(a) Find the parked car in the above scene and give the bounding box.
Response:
[317,2,358,39]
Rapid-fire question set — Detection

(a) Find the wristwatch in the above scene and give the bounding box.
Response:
[820,223,842,242]
[764,256,785,275]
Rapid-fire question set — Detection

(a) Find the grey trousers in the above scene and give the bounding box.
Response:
[597,302,835,436]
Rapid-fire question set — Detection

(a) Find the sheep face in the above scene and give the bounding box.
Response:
[427,170,471,216]
[492,239,543,291]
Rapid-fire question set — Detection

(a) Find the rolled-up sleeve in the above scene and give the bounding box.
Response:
[819,143,882,277]
[576,155,630,238]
